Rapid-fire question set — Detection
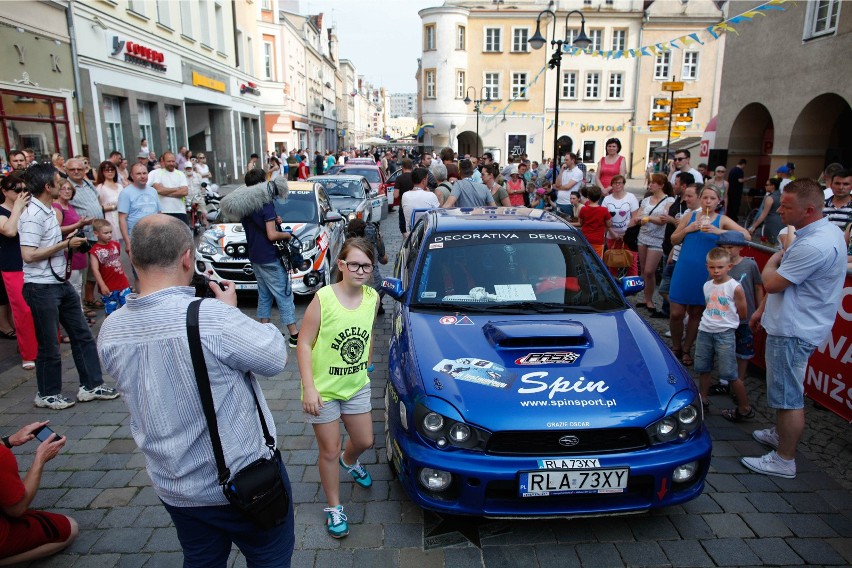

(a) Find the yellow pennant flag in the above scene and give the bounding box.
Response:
[713,22,739,35]
[681,35,694,47]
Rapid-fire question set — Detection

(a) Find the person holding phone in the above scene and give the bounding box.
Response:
[0,421,78,565]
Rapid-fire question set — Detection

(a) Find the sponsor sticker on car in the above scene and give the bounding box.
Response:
[432,358,514,389]
[515,352,581,366]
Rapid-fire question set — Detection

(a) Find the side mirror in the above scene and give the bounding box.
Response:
[380,277,404,300]
[620,276,645,297]
[323,210,343,224]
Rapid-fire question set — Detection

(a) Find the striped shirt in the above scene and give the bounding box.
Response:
[97,288,288,507]
[70,178,105,241]
[823,196,852,230]
[18,198,66,284]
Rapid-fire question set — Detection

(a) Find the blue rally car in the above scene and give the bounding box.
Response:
[380,207,711,517]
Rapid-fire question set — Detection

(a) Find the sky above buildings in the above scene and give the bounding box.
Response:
[302,0,443,94]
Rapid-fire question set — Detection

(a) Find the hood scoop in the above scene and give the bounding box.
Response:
[482,320,591,349]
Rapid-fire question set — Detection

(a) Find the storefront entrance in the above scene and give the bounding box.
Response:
[1,89,71,161]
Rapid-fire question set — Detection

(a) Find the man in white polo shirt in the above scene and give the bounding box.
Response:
[149,151,189,224]
[19,164,119,410]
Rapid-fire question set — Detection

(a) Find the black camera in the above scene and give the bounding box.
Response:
[74,230,92,253]
[191,273,227,298]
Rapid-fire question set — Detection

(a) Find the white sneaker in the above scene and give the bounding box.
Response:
[752,427,779,449]
[741,451,796,479]
[664,330,672,337]
[77,385,120,402]
[34,393,75,410]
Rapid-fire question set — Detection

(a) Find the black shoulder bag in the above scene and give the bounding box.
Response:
[624,198,666,252]
[186,300,289,530]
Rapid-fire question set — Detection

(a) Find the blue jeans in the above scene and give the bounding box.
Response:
[22,282,103,396]
[162,460,295,568]
[253,261,296,328]
[765,334,816,410]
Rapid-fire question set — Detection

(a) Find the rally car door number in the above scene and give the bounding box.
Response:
[519,468,629,497]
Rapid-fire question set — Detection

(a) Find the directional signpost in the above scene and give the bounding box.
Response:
[649,76,701,169]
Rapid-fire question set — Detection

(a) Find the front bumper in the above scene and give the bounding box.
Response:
[386,399,711,517]
[194,249,329,295]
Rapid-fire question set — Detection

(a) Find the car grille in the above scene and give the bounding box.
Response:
[486,428,649,456]
[211,261,256,283]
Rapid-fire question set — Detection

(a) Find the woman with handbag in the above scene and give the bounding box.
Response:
[634,174,674,312]
[602,175,639,276]
[298,238,379,539]
[667,186,750,365]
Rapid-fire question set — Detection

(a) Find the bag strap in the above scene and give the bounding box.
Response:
[186,300,275,486]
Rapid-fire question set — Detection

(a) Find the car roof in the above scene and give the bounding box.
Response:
[308,175,366,182]
[427,207,579,233]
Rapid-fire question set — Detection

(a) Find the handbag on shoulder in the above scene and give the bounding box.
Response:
[186,300,289,530]
[603,240,634,268]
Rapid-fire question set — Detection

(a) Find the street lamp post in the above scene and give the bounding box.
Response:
[464,87,491,158]
[529,9,591,190]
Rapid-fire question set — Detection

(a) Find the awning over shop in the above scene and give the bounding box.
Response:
[653,136,701,154]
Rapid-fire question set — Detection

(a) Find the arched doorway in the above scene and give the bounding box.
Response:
[728,102,774,190]
[557,135,573,159]
[456,130,481,158]
[789,93,852,174]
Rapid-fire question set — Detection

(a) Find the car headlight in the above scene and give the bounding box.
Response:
[300,239,315,253]
[198,239,218,256]
[414,404,489,451]
[224,243,248,258]
[347,212,356,221]
[646,401,702,445]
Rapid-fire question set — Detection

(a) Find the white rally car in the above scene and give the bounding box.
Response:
[195,182,345,294]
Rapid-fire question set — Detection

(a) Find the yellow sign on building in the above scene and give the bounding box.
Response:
[192,71,225,93]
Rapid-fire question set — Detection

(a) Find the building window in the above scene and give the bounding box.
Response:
[804,0,840,39]
[128,0,145,16]
[682,51,699,80]
[654,52,670,80]
[611,29,626,52]
[566,29,579,45]
[484,72,500,100]
[512,28,529,52]
[608,73,623,99]
[588,29,602,51]
[511,72,528,100]
[165,106,178,152]
[180,0,193,37]
[247,36,254,76]
[104,97,124,156]
[484,28,502,52]
[425,69,436,99]
[138,102,154,154]
[457,25,466,50]
[156,1,171,27]
[585,72,600,99]
[561,71,577,99]
[214,1,225,52]
[583,141,596,164]
[650,95,667,120]
[424,24,435,51]
[199,0,211,47]
[263,41,274,80]
[261,0,272,10]
[456,70,465,99]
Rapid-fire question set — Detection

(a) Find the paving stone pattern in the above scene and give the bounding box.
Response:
[2,207,850,567]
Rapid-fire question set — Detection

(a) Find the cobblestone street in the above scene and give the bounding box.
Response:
[1,208,850,567]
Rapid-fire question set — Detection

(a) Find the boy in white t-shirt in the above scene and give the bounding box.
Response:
[694,247,747,412]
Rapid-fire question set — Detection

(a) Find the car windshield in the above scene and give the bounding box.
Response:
[411,232,626,311]
[272,190,318,223]
[316,179,366,199]
[342,168,380,184]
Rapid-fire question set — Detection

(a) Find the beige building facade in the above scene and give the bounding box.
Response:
[715,0,851,185]
[420,0,723,176]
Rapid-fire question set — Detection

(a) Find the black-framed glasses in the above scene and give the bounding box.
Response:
[11,186,25,193]
[340,260,373,273]
[673,157,685,162]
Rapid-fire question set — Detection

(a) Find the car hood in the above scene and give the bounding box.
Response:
[330,196,364,211]
[406,309,685,431]
[213,222,317,244]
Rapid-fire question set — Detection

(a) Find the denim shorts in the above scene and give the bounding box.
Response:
[765,334,816,410]
[735,322,755,360]
[693,328,738,382]
[658,260,676,295]
[304,384,371,424]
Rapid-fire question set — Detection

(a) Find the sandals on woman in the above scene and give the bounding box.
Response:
[83,309,97,318]
[681,352,694,366]
[721,407,755,422]
[84,300,104,310]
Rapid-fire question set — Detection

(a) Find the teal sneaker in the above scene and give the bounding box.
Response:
[324,505,349,538]
[339,452,372,488]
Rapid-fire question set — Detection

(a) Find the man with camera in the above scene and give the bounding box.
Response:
[97,214,294,565]
[19,164,117,410]
[220,170,300,347]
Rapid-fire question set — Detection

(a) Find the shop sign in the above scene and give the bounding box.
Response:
[508,134,527,158]
[111,36,167,72]
[240,82,260,96]
[293,121,310,130]
[313,126,324,134]
[192,71,225,93]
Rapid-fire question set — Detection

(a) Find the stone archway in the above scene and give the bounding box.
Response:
[456,130,482,158]
[557,135,573,158]
[789,93,852,173]
[728,102,774,190]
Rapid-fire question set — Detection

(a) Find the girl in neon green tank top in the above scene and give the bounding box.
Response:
[297,238,379,539]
